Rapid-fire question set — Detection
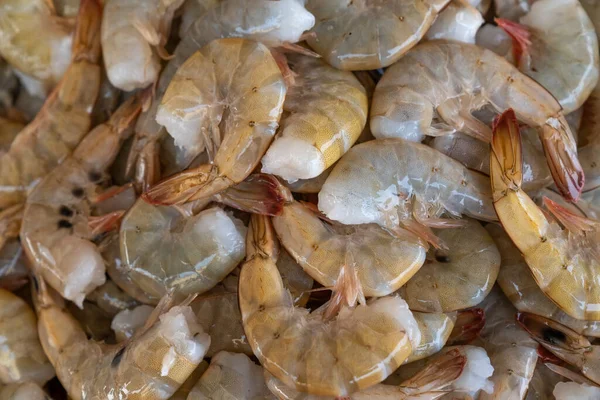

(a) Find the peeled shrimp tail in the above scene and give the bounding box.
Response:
[71,0,102,63]
[398,348,466,396]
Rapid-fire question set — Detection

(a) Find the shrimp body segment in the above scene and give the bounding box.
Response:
[405,311,455,364]
[491,109,600,320]
[239,215,420,397]
[371,40,583,201]
[261,53,368,182]
[145,38,286,205]
[305,0,450,70]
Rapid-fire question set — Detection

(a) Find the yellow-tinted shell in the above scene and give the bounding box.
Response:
[404,312,455,364]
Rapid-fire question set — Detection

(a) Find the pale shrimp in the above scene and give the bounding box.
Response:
[284,166,332,194]
[526,362,568,400]
[171,360,209,400]
[488,223,600,337]
[554,381,600,400]
[304,0,450,70]
[261,53,368,183]
[0,0,102,210]
[239,214,421,397]
[405,311,455,364]
[469,0,491,13]
[517,313,600,385]
[0,0,73,91]
[177,0,220,38]
[318,138,496,249]
[476,287,538,400]
[188,351,276,400]
[111,304,154,342]
[273,198,427,297]
[101,0,184,91]
[0,288,54,385]
[0,382,49,400]
[370,40,583,201]
[491,109,600,320]
[87,279,140,316]
[495,0,599,113]
[397,218,500,312]
[34,277,210,400]
[494,0,531,20]
[20,93,143,307]
[578,85,600,191]
[424,0,484,44]
[265,347,468,399]
[128,0,314,189]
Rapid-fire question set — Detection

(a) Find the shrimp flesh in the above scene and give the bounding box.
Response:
[397,218,500,312]
[304,0,450,70]
[20,92,143,307]
[239,214,421,396]
[405,311,455,364]
[261,52,368,182]
[0,0,102,210]
[370,40,583,201]
[0,382,49,400]
[554,382,600,400]
[0,288,54,385]
[425,0,484,44]
[111,304,154,342]
[318,138,496,248]
[491,109,600,319]
[101,0,185,91]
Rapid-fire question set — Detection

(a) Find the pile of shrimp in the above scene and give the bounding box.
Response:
[1,0,600,398]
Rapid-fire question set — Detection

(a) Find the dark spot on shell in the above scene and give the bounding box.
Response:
[112,347,125,367]
[252,87,258,93]
[59,205,74,217]
[258,304,265,312]
[88,171,102,182]
[72,187,85,198]
[249,121,256,127]
[273,332,280,339]
[540,236,548,243]
[57,220,73,229]
[435,253,450,263]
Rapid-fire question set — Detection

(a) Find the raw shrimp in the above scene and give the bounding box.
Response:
[370,40,583,201]
[67,299,115,341]
[397,218,500,312]
[0,382,49,400]
[87,279,140,316]
[265,347,468,399]
[496,0,599,113]
[261,53,368,182]
[304,0,450,70]
[447,308,485,345]
[54,0,81,16]
[0,59,18,116]
[239,214,421,397]
[0,118,24,153]
[0,0,102,210]
[101,0,184,91]
[128,0,314,188]
[0,0,73,90]
[488,223,600,337]
[578,85,600,191]
[318,138,496,249]
[405,311,455,364]
[469,0,491,13]
[284,166,332,194]
[494,0,531,20]
[20,93,143,307]
[34,277,211,400]
[0,289,54,385]
[554,382,600,399]
[424,0,484,44]
[476,287,538,400]
[171,360,209,400]
[517,313,600,385]
[491,109,600,320]
[0,239,28,291]
[273,199,427,297]
[526,362,568,400]
[111,304,154,342]
[187,351,275,400]
[143,38,286,205]
[177,0,220,38]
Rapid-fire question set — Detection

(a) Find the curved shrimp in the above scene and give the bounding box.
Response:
[304,0,450,70]
[425,0,484,44]
[0,0,73,91]
[101,0,184,91]
[142,38,287,205]
[405,311,455,364]
[318,138,496,249]
[0,289,54,385]
[488,223,600,337]
[370,40,583,201]
[20,93,143,307]
[397,218,500,312]
[495,0,599,113]
[0,382,49,400]
[261,53,368,182]
[34,276,210,400]
[0,0,101,210]
[491,108,600,320]
[239,214,421,397]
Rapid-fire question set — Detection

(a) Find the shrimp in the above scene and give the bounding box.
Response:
[284,166,333,194]
[0,118,24,154]
[188,351,276,400]
[397,218,500,312]
[488,223,600,337]
[491,108,600,319]
[495,0,599,113]
[273,198,427,297]
[261,53,368,183]
[0,0,102,210]
[20,92,143,307]
[101,0,185,91]
[0,0,73,91]
[405,311,455,364]
[54,0,81,16]
[370,40,583,201]
[142,38,287,205]
[554,381,600,399]
[111,304,154,342]
[170,360,209,400]
[177,0,220,38]
[0,288,54,385]
[239,214,421,397]
[304,0,450,70]
[265,347,468,399]
[526,362,568,400]
[517,313,600,385]
[447,308,486,345]
[0,239,28,291]
[494,0,531,20]
[87,279,140,316]
[0,59,18,116]
[34,277,210,400]
[0,382,49,400]
[578,85,600,192]
[424,0,484,44]
[318,138,496,249]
